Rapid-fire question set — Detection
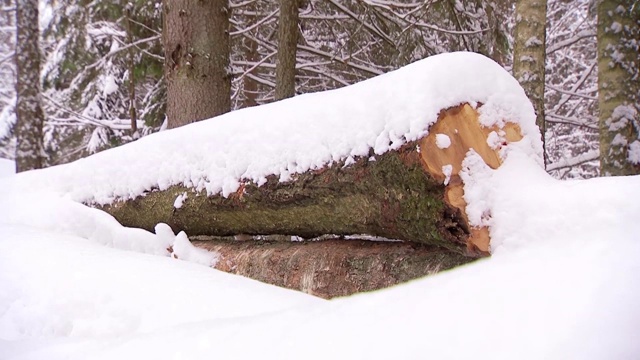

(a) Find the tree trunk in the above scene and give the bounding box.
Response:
[194,238,473,299]
[513,0,547,166]
[101,104,524,257]
[597,0,640,176]
[275,0,299,100]
[14,0,45,172]
[163,0,231,128]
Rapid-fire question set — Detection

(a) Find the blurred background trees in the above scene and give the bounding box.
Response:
[1,0,637,177]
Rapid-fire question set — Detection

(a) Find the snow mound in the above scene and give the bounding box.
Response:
[0,158,14,178]
[5,52,541,205]
[0,190,218,264]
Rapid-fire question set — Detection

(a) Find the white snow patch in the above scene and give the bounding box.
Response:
[611,133,628,147]
[0,158,14,178]
[171,229,219,266]
[435,133,451,149]
[629,140,640,164]
[442,164,453,186]
[607,104,636,131]
[486,130,502,149]
[173,192,188,209]
[610,21,623,34]
[102,75,119,96]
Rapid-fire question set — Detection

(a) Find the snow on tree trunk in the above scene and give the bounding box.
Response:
[513,0,547,166]
[163,0,231,128]
[275,0,299,100]
[597,1,640,176]
[14,0,45,172]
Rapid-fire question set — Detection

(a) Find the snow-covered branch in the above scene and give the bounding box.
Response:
[547,149,599,171]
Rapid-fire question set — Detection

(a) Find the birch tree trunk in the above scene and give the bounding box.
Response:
[597,0,640,176]
[275,0,299,100]
[163,0,231,128]
[15,0,45,172]
[513,0,547,165]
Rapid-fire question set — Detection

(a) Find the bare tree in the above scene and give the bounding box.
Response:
[513,0,548,165]
[597,0,640,175]
[14,0,44,171]
[163,0,231,128]
[275,0,299,100]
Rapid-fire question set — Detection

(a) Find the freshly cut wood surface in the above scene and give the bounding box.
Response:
[420,104,523,253]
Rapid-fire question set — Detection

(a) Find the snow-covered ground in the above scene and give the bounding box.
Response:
[1,53,639,359]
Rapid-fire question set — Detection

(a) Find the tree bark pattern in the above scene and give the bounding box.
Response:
[163,0,231,128]
[597,0,640,175]
[513,0,547,165]
[15,0,45,172]
[275,0,299,100]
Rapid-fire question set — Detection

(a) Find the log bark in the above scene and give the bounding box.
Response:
[101,104,522,256]
[194,238,472,299]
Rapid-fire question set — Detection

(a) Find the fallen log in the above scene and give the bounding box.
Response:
[103,103,523,256]
[194,238,471,299]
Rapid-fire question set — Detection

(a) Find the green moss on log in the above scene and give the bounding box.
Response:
[100,141,469,253]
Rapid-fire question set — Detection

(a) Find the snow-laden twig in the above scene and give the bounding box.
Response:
[546,29,596,55]
[327,0,394,45]
[230,9,278,36]
[552,62,596,114]
[546,113,598,130]
[547,149,599,171]
[546,84,597,101]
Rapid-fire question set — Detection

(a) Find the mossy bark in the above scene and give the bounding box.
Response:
[101,140,471,254]
[597,1,640,176]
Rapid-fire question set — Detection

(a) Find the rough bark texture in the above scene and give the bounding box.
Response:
[15,0,45,172]
[513,0,547,165]
[194,238,473,299]
[100,104,524,257]
[597,0,640,176]
[275,0,299,100]
[104,138,471,253]
[163,0,231,128]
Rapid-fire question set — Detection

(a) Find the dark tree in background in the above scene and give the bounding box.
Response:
[14,0,45,172]
[163,0,231,128]
[275,0,299,100]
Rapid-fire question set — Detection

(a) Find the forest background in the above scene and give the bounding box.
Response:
[0,0,638,178]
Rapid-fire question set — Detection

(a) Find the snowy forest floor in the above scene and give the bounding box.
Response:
[1,155,639,359]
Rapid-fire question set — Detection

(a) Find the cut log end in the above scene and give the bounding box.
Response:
[420,104,523,254]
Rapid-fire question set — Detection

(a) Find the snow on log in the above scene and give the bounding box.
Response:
[100,103,525,256]
[8,52,542,256]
